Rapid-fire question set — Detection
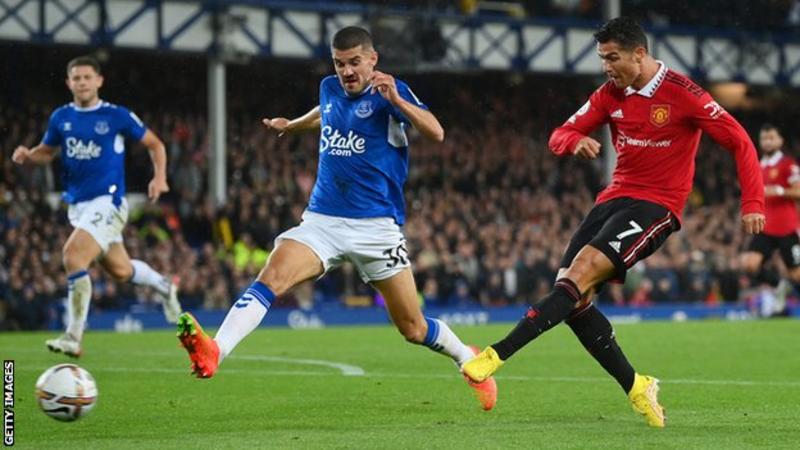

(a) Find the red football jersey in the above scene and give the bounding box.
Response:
[549,63,764,222]
[761,151,800,236]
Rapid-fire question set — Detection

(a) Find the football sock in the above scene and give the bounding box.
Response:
[65,270,92,340]
[566,304,635,393]
[491,278,581,360]
[421,317,476,366]
[130,259,172,296]
[214,281,275,362]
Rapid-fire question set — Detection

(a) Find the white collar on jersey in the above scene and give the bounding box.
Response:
[761,150,784,167]
[346,83,373,98]
[70,100,105,112]
[624,61,667,98]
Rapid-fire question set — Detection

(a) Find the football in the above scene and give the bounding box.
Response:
[35,364,98,422]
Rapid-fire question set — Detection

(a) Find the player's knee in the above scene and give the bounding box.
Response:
[62,245,88,272]
[562,251,608,292]
[740,255,760,274]
[397,320,426,344]
[107,264,133,282]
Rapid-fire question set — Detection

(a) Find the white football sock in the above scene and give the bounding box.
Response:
[214,282,274,362]
[422,317,475,367]
[65,271,92,340]
[130,259,171,296]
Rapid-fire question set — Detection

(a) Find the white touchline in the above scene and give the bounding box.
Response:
[227,354,366,376]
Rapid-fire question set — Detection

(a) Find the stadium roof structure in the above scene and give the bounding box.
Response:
[3,0,800,86]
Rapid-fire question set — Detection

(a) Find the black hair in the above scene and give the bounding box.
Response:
[66,55,101,75]
[760,123,782,135]
[594,17,648,51]
[332,26,373,51]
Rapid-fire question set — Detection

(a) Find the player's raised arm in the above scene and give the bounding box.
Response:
[549,87,610,159]
[262,106,321,137]
[140,129,169,202]
[370,71,444,143]
[691,94,765,234]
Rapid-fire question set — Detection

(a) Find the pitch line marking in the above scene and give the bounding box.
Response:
[226,354,365,376]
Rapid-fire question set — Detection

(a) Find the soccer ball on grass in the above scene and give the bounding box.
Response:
[35,364,98,421]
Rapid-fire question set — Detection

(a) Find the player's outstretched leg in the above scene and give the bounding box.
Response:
[177,281,273,378]
[566,303,664,427]
[373,269,497,411]
[462,278,581,383]
[177,239,322,378]
[176,312,220,378]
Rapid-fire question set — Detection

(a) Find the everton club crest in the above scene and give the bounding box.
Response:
[94,120,110,135]
[355,100,374,119]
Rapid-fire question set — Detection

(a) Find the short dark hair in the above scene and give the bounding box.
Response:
[332,26,373,51]
[66,55,101,76]
[594,17,648,51]
[760,123,782,135]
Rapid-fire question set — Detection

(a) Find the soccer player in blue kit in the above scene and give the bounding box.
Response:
[11,56,182,357]
[176,26,497,410]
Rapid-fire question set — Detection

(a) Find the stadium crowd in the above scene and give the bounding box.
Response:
[0,51,795,330]
[307,0,800,31]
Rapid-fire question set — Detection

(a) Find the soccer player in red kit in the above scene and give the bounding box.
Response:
[463,17,765,427]
[741,124,800,312]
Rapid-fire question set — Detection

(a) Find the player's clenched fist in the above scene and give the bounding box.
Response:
[742,213,765,235]
[262,117,291,136]
[573,137,601,160]
[369,71,400,104]
[11,145,31,164]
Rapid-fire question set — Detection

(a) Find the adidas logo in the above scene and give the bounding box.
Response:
[611,109,624,119]
[609,240,622,253]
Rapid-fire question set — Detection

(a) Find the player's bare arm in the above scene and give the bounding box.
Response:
[262,106,321,137]
[370,71,445,143]
[11,143,59,165]
[140,129,169,202]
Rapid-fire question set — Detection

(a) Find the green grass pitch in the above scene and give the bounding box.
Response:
[2,320,799,449]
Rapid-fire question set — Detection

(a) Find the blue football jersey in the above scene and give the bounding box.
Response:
[42,101,146,205]
[308,75,428,225]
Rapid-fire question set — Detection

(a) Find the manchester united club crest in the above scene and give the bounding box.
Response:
[650,105,670,127]
[769,168,779,180]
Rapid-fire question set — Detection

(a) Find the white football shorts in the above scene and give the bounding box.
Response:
[67,195,129,253]
[275,210,410,283]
